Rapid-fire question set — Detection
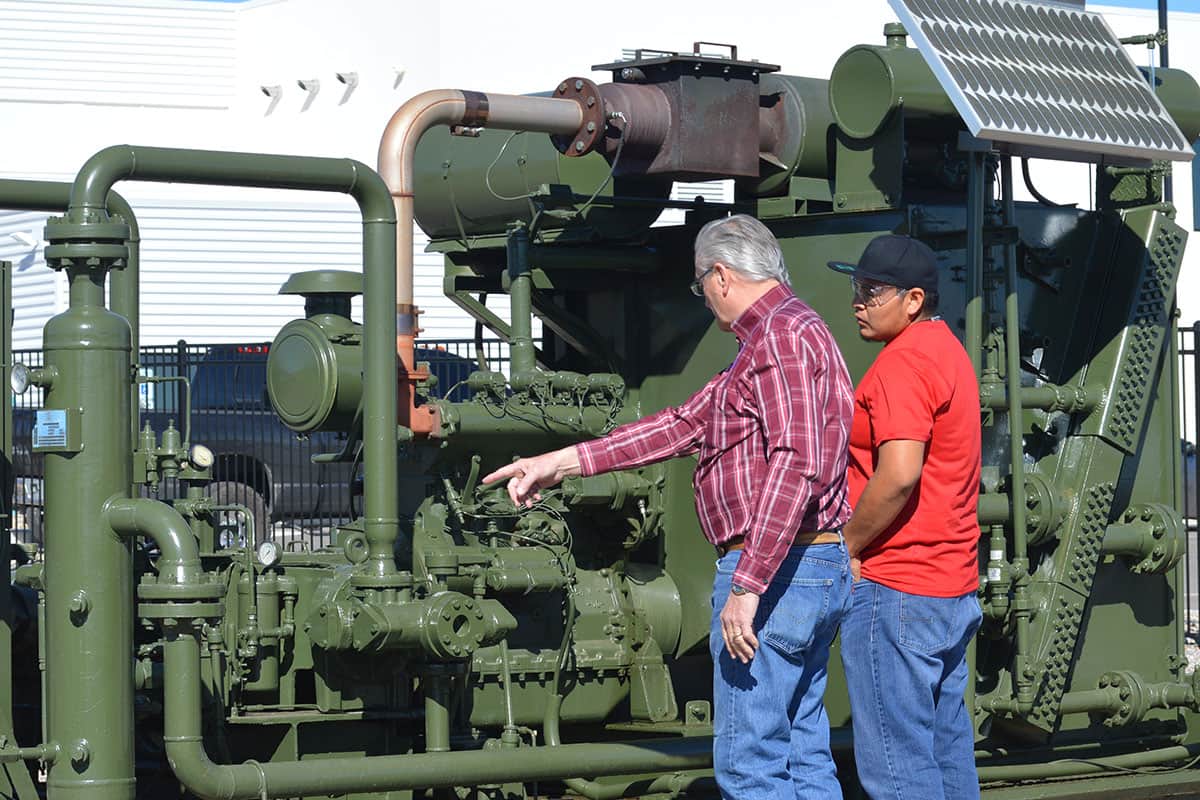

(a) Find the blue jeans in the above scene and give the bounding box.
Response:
[840,579,982,800]
[710,542,853,799]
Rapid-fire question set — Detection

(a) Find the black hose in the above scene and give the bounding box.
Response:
[1021,158,1076,209]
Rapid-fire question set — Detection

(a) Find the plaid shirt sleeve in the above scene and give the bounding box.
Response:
[731,328,826,594]
[577,373,721,476]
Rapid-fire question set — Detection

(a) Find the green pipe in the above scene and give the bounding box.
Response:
[977,744,1200,782]
[978,382,1103,413]
[506,225,536,375]
[423,671,452,753]
[103,497,201,585]
[0,180,141,456]
[964,151,986,380]
[161,631,711,800]
[36,590,47,751]
[1000,157,1036,712]
[65,145,398,578]
[1000,158,1028,564]
[1101,524,1154,556]
[559,770,716,800]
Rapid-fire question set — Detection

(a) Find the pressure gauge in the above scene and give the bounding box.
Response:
[10,363,29,395]
[256,540,281,568]
[188,444,214,469]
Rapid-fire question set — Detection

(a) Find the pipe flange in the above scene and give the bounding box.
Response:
[349,570,415,589]
[1023,472,1065,547]
[1098,670,1145,728]
[44,217,130,243]
[1120,502,1185,574]
[138,582,226,602]
[138,601,225,620]
[550,77,606,157]
[44,215,131,270]
[420,593,487,659]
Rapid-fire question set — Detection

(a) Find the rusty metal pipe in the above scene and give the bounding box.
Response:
[378,89,583,307]
[378,89,584,434]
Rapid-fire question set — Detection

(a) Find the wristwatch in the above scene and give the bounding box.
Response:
[730,583,754,596]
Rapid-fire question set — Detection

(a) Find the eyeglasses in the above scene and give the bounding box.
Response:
[852,278,907,307]
[690,266,716,297]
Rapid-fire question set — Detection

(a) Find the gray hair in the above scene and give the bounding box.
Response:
[693,214,790,287]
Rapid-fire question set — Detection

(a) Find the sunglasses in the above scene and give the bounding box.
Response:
[852,278,907,307]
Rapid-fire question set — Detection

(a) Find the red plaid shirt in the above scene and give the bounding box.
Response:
[577,284,854,593]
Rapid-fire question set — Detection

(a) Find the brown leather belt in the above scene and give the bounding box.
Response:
[715,530,842,558]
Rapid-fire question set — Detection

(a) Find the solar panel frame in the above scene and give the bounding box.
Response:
[888,0,1195,162]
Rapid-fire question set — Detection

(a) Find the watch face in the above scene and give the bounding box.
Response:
[731,584,747,595]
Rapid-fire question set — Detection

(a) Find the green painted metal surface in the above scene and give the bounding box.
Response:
[5,23,1200,800]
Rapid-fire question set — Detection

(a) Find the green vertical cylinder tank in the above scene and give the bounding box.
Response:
[40,217,134,800]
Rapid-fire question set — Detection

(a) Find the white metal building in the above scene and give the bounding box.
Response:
[0,0,1196,349]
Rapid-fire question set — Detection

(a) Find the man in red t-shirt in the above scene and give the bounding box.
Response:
[827,234,982,800]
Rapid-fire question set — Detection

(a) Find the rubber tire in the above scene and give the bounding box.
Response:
[206,480,270,547]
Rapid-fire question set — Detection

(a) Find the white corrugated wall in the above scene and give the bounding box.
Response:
[0,211,59,351]
[0,0,235,108]
[0,195,497,349]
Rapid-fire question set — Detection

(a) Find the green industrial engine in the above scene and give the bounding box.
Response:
[6,3,1200,799]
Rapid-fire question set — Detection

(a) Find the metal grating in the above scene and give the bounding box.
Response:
[888,0,1195,162]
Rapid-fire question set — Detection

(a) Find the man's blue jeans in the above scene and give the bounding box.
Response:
[710,543,853,799]
[840,579,983,800]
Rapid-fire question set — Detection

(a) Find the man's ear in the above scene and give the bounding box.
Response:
[714,262,731,295]
[905,286,926,318]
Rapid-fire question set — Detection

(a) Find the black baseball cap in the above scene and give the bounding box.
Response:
[827,234,939,292]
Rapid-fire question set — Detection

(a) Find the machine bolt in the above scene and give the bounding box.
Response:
[574,80,584,90]
[70,740,90,767]
[369,624,380,635]
[1119,704,1131,716]
[575,141,585,152]
[452,599,462,610]
[1119,686,1131,700]
[586,122,596,133]
[68,591,90,621]
[558,83,567,93]
[586,97,596,107]
[442,610,453,621]
[442,635,452,644]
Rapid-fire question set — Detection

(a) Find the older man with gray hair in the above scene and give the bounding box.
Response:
[483,214,855,798]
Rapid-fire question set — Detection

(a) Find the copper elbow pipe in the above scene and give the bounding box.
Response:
[377,89,585,435]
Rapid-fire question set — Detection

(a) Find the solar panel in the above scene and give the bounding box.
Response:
[888,0,1194,162]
